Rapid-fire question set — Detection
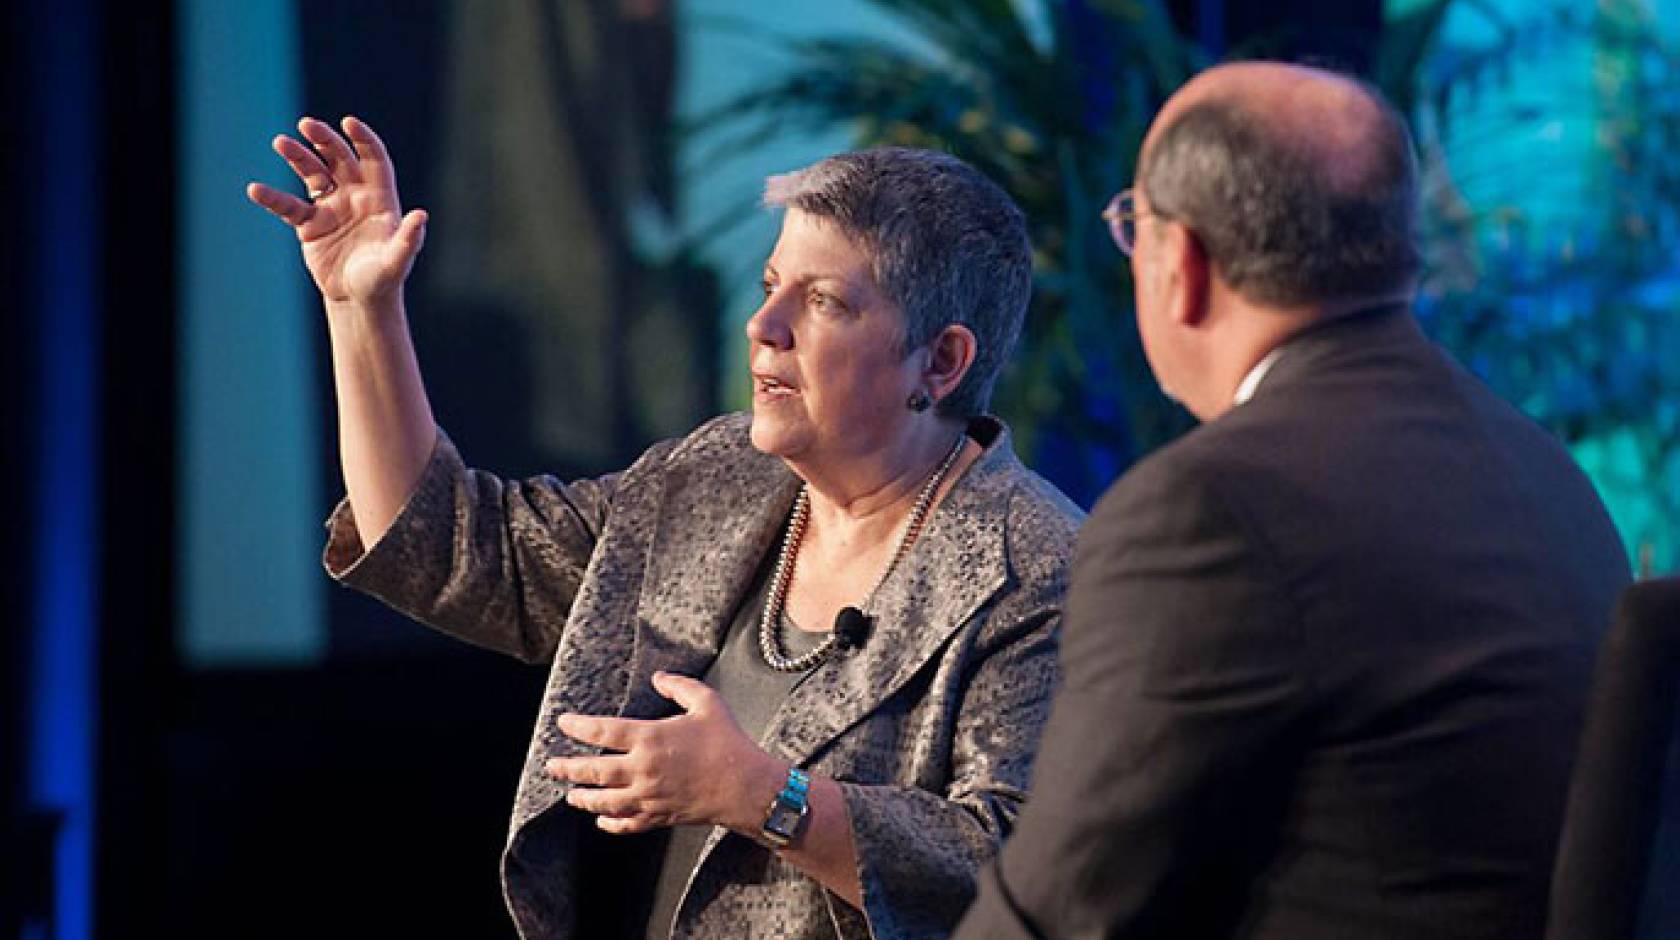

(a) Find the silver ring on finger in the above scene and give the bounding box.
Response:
[307,179,337,200]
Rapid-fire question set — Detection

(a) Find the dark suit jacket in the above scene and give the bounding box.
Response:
[956,307,1631,939]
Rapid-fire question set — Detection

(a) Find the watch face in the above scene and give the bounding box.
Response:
[765,803,803,838]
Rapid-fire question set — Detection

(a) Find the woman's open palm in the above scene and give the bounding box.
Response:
[246,115,427,305]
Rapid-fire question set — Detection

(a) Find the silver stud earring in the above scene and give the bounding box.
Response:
[907,390,933,412]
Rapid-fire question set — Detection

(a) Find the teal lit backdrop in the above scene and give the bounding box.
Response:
[178,0,323,668]
[1391,0,1680,576]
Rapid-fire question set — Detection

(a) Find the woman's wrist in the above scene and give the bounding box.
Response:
[730,753,793,839]
[323,297,418,369]
[325,291,405,330]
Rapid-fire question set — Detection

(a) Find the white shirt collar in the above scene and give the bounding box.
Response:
[1233,347,1286,406]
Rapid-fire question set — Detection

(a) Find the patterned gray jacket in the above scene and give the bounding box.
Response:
[323,412,1082,939]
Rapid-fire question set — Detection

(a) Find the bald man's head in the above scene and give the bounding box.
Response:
[1137,62,1420,308]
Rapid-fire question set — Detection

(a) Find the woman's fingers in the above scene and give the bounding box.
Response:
[391,209,428,260]
[651,670,717,714]
[557,712,648,752]
[246,181,314,227]
[546,754,633,788]
[271,134,334,196]
[595,815,655,835]
[341,116,397,188]
[564,783,642,817]
[297,116,362,185]
[275,117,400,197]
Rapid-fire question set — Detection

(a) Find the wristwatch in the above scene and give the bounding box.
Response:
[760,767,811,848]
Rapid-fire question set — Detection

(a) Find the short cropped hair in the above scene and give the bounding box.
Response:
[764,148,1032,419]
[1137,78,1421,307]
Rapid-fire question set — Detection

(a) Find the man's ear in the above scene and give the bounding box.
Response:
[1163,221,1210,328]
[922,323,978,405]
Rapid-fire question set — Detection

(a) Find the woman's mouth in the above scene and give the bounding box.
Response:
[754,374,799,401]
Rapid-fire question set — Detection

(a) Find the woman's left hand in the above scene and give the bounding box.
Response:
[547,671,783,835]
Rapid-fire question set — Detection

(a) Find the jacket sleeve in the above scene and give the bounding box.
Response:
[322,427,670,664]
[835,602,1062,940]
[955,458,1307,939]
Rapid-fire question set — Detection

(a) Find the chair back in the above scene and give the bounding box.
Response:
[1546,576,1680,940]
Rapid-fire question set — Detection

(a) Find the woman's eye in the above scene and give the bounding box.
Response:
[810,291,834,311]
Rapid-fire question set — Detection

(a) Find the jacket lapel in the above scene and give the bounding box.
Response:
[620,443,801,718]
[672,429,1019,932]
[758,429,1015,766]
[513,422,798,843]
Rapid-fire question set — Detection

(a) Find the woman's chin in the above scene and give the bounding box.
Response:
[748,410,808,458]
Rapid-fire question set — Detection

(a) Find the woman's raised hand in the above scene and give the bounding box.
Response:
[246,116,427,308]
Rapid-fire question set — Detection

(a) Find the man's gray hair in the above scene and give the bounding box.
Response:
[763,147,1032,419]
[1139,76,1421,307]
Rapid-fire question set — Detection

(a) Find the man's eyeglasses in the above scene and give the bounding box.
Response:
[1101,188,1146,257]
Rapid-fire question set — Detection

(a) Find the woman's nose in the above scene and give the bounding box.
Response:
[745,293,793,348]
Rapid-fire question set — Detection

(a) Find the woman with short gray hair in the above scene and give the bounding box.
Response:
[248,119,1080,939]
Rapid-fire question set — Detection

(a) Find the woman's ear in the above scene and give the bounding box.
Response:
[922,323,978,404]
